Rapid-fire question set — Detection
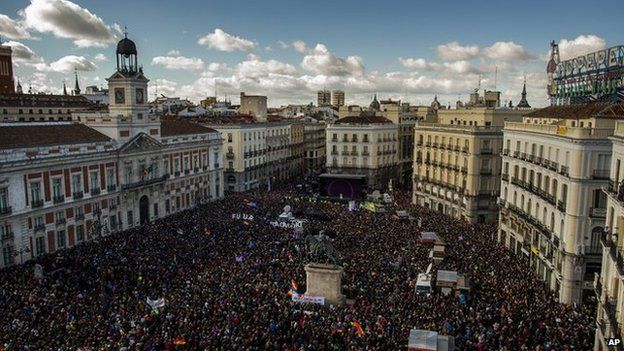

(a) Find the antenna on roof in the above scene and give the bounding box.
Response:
[494,66,498,91]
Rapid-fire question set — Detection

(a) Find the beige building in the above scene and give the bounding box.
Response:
[596,110,624,350]
[332,90,345,107]
[326,114,398,190]
[0,93,93,123]
[207,121,305,192]
[338,105,363,119]
[239,92,267,122]
[413,94,525,223]
[498,104,621,306]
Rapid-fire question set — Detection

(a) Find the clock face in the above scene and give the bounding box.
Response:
[136,88,144,104]
[114,88,125,104]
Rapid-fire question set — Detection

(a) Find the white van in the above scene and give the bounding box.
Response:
[415,273,432,294]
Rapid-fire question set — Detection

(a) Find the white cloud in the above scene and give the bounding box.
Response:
[3,40,41,65]
[558,34,606,60]
[441,60,482,74]
[301,44,364,77]
[292,40,307,53]
[277,40,288,49]
[437,42,479,61]
[0,14,33,39]
[22,0,118,48]
[197,28,255,52]
[93,53,107,62]
[264,46,272,51]
[151,55,204,70]
[36,55,97,73]
[208,62,228,72]
[167,49,181,56]
[399,57,431,69]
[236,54,297,78]
[152,78,178,98]
[483,41,536,62]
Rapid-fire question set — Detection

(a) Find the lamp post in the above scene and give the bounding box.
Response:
[14,246,31,264]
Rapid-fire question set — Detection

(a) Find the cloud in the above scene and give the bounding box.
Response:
[167,49,181,56]
[292,40,307,53]
[277,40,288,49]
[3,41,42,65]
[558,34,606,60]
[441,60,482,74]
[152,78,178,97]
[437,41,479,61]
[399,57,431,69]
[208,62,228,72]
[301,44,364,76]
[93,53,107,62]
[36,55,97,73]
[264,46,272,51]
[151,55,205,70]
[236,54,297,78]
[197,28,255,52]
[483,41,536,62]
[22,0,118,47]
[0,14,33,39]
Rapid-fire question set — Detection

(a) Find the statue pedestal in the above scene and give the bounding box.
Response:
[304,263,345,306]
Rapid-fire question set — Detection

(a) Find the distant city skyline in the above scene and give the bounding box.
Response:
[1,0,623,107]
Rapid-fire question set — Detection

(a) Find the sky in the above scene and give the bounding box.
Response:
[0,0,623,107]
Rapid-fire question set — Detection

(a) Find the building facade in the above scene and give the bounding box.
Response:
[326,115,398,191]
[332,90,345,107]
[317,89,331,107]
[0,43,14,94]
[303,121,326,174]
[498,104,621,305]
[0,34,224,268]
[596,116,624,350]
[209,121,305,192]
[413,99,525,223]
[239,92,267,122]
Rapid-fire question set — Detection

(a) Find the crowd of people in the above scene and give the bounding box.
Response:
[0,186,595,350]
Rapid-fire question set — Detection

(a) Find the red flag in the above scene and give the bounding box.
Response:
[351,321,364,337]
[173,337,186,345]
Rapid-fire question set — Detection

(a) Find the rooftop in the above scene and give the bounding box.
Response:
[335,115,392,124]
[0,122,111,149]
[160,119,218,137]
[525,103,624,119]
[0,93,92,108]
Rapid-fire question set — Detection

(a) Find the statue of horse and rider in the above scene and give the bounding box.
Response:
[305,230,340,266]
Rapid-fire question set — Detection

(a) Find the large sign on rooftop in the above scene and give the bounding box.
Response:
[547,42,624,103]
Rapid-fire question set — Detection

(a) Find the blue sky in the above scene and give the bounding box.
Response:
[1,0,623,107]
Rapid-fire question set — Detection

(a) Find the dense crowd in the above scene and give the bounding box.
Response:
[0,187,595,350]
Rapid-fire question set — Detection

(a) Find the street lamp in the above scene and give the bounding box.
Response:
[14,246,31,264]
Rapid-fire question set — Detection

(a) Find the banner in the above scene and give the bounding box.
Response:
[146,297,165,309]
[348,200,356,211]
[292,294,325,305]
[270,220,304,229]
[232,213,254,221]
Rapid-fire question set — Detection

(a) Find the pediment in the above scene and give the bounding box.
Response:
[119,133,162,154]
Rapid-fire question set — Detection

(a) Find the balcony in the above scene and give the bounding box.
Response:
[107,184,116,192]
[121,174,168,191]
[75,213,85,221]
[461,166,468,173]
[73,191,83,199]
[461,146,469,154]
[480,168,492,175]
[534,156,543,165]
[559,165,569,177]
[53,195,65,204]
[331,137,338,142]
[548,161,558,172]
[0,206,12,216]
[453,145,460,152]
[55,218,66,225]
[501,173,509,181]
[90,188,101,196]
[416,140,423,146]
[520,152,527,160]
[593,169,610,180]
[184,169,190,175]
[363,138,369,143]
[331,151,338,155]
[502,148,510,156]
[512,150,520,158]
[226,152,235,159]
[31,199,44,208]
[34,223,45,232]
[590,207,607,218]
[480,148,493,155]
[174,171,181,177]
[350,151,358,156]
[362,151,370,156]
[557,200,567,212]
[1,232,14,241]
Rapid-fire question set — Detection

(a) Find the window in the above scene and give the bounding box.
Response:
[76,225,85,242]
[0,188,8,210]
[52,178,63,199]
[71,174,82,194]
[30,181,42,203]
[55,210,65,224]
[163,159,170,175]
[227,133,233,142]
[184,156,190,171]
[89,171,99,191]
[193,155,199,169]
[174,158,180,172]
[35,236,45,256]
[106,168,115,187]
[56,230,66,249]
[124,166,133,184]
[3,246,13,266]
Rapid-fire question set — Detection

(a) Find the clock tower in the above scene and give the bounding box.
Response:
[103,32,160,142]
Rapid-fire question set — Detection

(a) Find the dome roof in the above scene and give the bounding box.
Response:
[369,94,380,110]
[117,36,137,56]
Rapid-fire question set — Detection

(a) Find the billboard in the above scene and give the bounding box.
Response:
[547,41,624,103]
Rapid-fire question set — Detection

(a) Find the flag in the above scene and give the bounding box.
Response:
[142,164,148,175]
[351,321,364,337]
[204,228,211,236]
[291,279,299,292]
[287,288,299,297]
[172,337,186,345]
